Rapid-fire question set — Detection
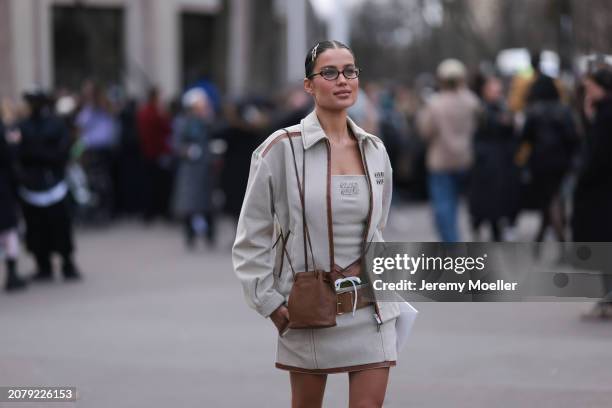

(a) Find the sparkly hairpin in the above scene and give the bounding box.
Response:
[311,43,320,61]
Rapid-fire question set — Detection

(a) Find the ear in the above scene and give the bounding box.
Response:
[304,77,314,95]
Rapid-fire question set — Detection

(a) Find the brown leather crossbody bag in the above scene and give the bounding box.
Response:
[281,131,338,329]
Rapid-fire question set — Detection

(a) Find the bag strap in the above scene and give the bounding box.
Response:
[273,227,296,280]
[285,129,317,273]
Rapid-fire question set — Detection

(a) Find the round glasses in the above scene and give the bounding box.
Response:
[308,67,361,81]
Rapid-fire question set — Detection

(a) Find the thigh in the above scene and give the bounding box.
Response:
[289,372,327,408]
[348,367,390,408]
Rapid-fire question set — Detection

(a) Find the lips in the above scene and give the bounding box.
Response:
[334,90,352,96]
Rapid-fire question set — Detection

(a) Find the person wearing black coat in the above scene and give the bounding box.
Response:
[468,76,520,241]
[0,122,28,291]
[16,89,81,281]
[219,101,269,224]
[572,68,612,318]
[519,74,579,242]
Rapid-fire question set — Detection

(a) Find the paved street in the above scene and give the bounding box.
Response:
[1,204,611,407]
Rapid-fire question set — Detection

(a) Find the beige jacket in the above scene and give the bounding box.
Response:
[232,111,400,324]
[417,88,481,172]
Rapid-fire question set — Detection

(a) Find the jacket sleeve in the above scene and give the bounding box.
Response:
[232,151,285,318]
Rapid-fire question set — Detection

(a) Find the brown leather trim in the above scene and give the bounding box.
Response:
[325,139,334,272]
[262,131,302,157]
[275,360,396,374]
[360,140,382,321]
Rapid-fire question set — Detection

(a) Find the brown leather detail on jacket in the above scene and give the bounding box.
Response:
[360,140,382,321]
[275,360,396,374]
[324,139,335,272]
[262,131,301,157]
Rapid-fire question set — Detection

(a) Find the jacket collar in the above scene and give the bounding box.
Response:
[300,110,379,150]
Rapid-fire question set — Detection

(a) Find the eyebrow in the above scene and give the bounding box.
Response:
[320,64,356,70]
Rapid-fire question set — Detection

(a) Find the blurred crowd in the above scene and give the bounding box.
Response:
[1,52,611,312]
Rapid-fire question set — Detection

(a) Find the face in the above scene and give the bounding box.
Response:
[483,77,503,103]
[584,77,606,103]
[304,48,358,112]
[192,96,213,119]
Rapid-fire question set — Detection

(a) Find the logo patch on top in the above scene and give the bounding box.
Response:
[340,182,360,196]
[374,171,384,185]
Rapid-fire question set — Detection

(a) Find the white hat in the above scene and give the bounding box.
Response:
[437,59,467,80]
[182,88,209,109]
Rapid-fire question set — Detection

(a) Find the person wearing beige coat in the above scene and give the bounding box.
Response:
[232,40,399,407]
[417,59,481,242]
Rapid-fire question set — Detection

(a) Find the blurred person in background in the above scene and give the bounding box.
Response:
[508,50,566,115]
[75,80,118,221]
[508,50,542,115]
[572,67,612,318]
[468,75,520,241]
[113,94,145,216]
[171,88,215,248]
[417,59,480,242]
[16,88,81,282]
[137,87,174,222]
[348,87,379,135]
[516,74,578,243]
[378,87,409,198]
[0,120,27,291]
[271,85,313,129]
[218,99,268,230]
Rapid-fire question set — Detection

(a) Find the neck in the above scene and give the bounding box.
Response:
[315,106,351,144]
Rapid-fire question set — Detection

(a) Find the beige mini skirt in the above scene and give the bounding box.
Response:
[275,305,397,374]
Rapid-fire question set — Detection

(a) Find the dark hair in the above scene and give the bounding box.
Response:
[527,74,559,103]
[530,49,541,73]
[589,67,612,93]
[305,40,354,78]
[147,87,159,102]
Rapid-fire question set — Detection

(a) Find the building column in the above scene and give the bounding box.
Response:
[152,0,179,100]
[37,0,53,89]
[8,0,37,98]
[0,0,15,99]
[125,0,149,99]
[327,1,349,45]
[286,0,307,83]
[227,0,251,97]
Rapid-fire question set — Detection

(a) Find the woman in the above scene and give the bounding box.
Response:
[468,76,519,241]
[172,88,214,248]
[18,89,81,281]
[519,74,578,242]
[417,59,481,242]
[0,121,27,292]
[232,41,400,407]
[573,67,612,318]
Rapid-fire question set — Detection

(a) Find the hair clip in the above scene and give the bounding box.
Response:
[311,43,319,61]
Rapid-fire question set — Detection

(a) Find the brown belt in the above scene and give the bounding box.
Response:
[332,260,374,315]
[336,286,374,315]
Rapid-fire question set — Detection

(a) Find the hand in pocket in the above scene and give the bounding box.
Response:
[270,304,290,335]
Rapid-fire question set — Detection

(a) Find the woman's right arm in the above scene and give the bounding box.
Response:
[232,150,287,320]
